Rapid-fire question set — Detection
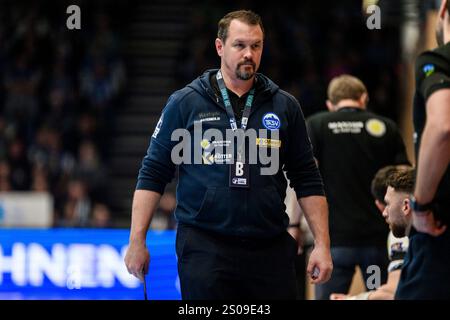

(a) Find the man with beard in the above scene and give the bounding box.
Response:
[331,168,414,300]
[395,0,450,300]
[124,10,332,299]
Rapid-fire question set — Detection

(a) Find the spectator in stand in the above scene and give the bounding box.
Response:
[43,59,76,140]
[0,160,12,192]
[31,164,50,192]
[90,203,113,228]
[2,51,41,141]
[56,178,92,227]
[73,140,107,202]
[7,137,31,191]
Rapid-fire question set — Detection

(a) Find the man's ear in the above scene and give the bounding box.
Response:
[438,0,448,19]
[215,38,224,57]
[360,92,369,107]
[326,100,335,111]
[403,198,411,216]
[375,199,385,214]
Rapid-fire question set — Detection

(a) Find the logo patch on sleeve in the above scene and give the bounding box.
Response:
[423,64,435,77]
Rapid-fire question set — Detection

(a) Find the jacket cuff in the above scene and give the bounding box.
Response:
[136,179,165,194]
[294,188,325,200]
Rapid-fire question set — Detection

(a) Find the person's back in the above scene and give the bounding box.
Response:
[307,75,409,300]
[308,109,408,247]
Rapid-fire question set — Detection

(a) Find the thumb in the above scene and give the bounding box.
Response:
[137,271,145,283]
[138,266,147,283]
[143,262,149,275]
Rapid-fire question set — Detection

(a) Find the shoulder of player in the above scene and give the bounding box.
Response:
[419,42,450,61]
[431,41,450,60]
[415,46,450,77]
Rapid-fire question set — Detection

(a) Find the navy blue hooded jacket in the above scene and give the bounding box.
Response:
[136,69,324,238]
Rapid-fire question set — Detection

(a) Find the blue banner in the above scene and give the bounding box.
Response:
[0,228,180,300]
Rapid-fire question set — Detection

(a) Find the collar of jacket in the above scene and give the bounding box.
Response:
[188,69,278,116]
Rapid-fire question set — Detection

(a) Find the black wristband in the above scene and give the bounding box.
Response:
[410,195,434,213]
[288,223,300,228]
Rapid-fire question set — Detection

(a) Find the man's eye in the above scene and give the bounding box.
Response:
[235,43,244,48]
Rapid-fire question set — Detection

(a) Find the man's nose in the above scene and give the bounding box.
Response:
[243,47,253,60]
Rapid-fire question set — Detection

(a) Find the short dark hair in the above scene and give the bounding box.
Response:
[371,165,399,204]
[217,10,264,43]
[386,168,415,194]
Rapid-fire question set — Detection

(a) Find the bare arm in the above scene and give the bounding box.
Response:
[129,190,162,243]
[330,270,401,300]
[125,190,162,281]
[298,195,332,284]
[368,269,401,300]
[413,89,450,235]
[299,195,330,248]
[415,89,450,203]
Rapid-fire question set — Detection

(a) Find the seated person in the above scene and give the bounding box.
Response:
[331,167,414,300]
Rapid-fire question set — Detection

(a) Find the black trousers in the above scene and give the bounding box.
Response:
[176,225,299,300]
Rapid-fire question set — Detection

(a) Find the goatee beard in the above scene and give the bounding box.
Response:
[236,69,254,80]
[236,61,256,80]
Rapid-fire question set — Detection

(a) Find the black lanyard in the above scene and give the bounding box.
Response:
[216,70,255,132]
[216,70,255,187]
[216,70,255,163]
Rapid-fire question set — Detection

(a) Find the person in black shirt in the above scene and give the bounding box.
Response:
[307,75,410,300]
[395,0,450,300]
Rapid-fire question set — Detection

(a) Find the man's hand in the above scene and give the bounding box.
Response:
[330,292,372,300]
[307,244,333,284]
[125,240,150,282]
[412,211,447,236]
[330,293,348,300]
[125,190,161,282]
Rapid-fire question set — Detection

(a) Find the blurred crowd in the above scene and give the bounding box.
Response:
[0,0,437,230]
[176,0,434,120]
[0,1,126,227]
